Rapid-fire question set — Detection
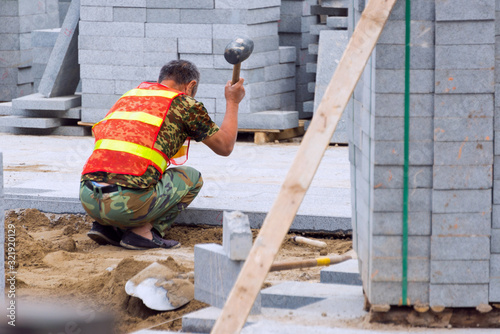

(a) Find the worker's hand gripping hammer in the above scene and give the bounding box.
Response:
[224,36,254,85]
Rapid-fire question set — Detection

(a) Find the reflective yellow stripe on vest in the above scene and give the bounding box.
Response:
[101,111,163,127]
[95,139,168,172]
[122,88,179,99]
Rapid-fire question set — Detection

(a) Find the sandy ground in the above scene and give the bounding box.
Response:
[4,208,352,333]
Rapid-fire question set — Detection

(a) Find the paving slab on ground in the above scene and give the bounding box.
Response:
[0,133,351,232]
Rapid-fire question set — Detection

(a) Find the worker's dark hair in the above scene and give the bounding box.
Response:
[158,59,200,94]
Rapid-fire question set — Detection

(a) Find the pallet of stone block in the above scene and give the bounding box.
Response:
[239,123,305,145]
[369,304,500,328]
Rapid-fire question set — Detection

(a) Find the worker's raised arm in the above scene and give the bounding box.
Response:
[203,78,245,156]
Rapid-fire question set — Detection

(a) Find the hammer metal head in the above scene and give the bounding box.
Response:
[224,36,254,65]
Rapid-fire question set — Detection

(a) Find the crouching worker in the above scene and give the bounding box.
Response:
[79,59,245,250]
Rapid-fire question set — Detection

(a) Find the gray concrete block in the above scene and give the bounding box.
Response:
[436,21,495,45]
[433,165,492,190]
[372,211,431,236]
[222,211,252,261]
[264,63,295,81]
[326,16,348,29]
[430,284,489,308]
[0,1,19,16]
[388,0,434,20]
[236,111,298,130]
[372,236,430,258]
[38,0,80,98]
[374,93,433,117]
[373,165,432,189]
[489,278,500,302]
[79,49,144,66]
[261,282,362,309]
[435,94,493,118]
[314,30,348,114]
[491,254,500,277]
[368,282,429,305]
[31,28,60,47]
[32,47,53,64]
[78,36,145,52]
[435,69,495,94]
[279,15,316,33]
[378,20,434,45]
[320,259,362,286]
[375,45,434,70]
[80,21,145,37]
[194,243,261,314]
[80,6,113,22]
[432,189,492,213]
[0,115,62,128]
[435,0,494,21]
[0,17,20,34]
[431,260,489,284]
[18,11,59,34]
[214,0,281,9]
[12,93,81,110]
[10,107,81,120]
[80,65,114,79]
[113,7,146,22]
[434,141,493,166]
[81,79,115,94]
[370,259,430,282]
[0,102,12,116]
[178,38,212,54]
[0,33,19,51]
[432,213,492,236]
[81,94,119,110]
[144,38,177,53]
[146,8,180,23]
[146,23,212,39]
[81,0,145,6]
[179,8,243,24]
[375,70,434,94]
[492,229,500,253]
[373,117,433,141]
[373,140,433,166]
[431,236,490,260]
[279,46,296,64]
[435,45,494,70]
[81,108,108,123]
[212,22,278,40]
[494,205,500,228]
[148,0,214,8]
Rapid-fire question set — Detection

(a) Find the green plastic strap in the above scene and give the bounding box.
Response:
[402,0,411,305]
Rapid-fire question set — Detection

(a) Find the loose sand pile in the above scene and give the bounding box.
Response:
[4,208,352,333]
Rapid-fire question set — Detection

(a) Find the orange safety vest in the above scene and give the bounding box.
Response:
[82,82,190,178]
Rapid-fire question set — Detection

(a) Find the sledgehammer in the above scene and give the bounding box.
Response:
[224,36,254,85]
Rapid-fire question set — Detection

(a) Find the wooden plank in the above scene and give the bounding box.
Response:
[211,0,398,332]
[253,127,305,144]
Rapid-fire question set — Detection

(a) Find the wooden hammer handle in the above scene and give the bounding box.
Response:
[269,252,354,272]
[231,63,241,85]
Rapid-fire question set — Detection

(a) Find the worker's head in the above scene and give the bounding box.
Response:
[158,59,200,97]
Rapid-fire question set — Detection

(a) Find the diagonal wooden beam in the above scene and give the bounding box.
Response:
[211,0,398,332]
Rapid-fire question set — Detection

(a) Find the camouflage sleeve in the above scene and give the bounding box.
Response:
[181,95,220,142]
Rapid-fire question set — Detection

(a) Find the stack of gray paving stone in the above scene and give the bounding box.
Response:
[0,0,59,102]
[0,153,4,308]
[349,0,499,309]
[0,0,86,136]
[79,0,298,130]
[31,28,60,91]
[278,0,318,119]
[308,0,350,143]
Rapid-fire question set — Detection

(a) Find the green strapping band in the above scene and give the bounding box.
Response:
[402,0,411,305]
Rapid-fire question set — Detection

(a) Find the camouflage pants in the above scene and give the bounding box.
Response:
[79,166,203,236]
